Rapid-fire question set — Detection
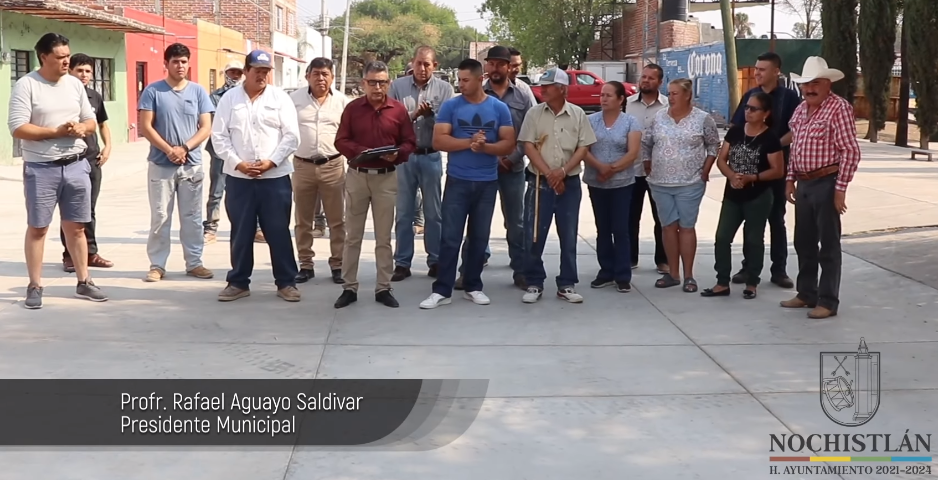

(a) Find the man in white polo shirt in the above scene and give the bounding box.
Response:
[211,50,301,302]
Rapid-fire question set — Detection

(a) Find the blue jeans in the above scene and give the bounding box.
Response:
[523,174,582,289]
[203,155,226,233]
[589,184,634,283]
[394,152,443,268]
[432,177,498,297]
[459,169,524,274]
[225,175,298,289]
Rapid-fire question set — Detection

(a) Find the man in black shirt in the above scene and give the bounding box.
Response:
[729,52,801,289]
[61,53,112,272]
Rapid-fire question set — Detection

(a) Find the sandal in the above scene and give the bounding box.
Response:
[683,277,698,293]
[743,288,757,300]
[700,286,730,297]
[655,274,680,288]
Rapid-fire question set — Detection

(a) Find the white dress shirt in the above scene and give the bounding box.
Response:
[211,84,299,180]
[290,87,348,159]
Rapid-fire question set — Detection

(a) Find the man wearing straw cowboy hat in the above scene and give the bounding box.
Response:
[517,67,596,304]
[780,56,861,319]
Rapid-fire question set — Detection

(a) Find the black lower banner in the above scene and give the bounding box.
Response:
[0,379,488,448]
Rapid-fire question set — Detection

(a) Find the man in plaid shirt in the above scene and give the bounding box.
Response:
[780,57,861,319]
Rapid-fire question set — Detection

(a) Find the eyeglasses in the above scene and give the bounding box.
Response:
[744,105,763,112]
[365,79,390,88]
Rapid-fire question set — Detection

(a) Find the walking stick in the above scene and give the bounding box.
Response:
[533,134,548,243]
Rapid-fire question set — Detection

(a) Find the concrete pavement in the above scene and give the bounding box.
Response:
[0,140,936,479]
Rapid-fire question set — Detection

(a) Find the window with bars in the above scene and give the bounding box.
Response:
[11,50,32,85]
[209,69,217,91]
[89,57,113,101]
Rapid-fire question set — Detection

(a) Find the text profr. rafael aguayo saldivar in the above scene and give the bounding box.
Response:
[120,392,363,436]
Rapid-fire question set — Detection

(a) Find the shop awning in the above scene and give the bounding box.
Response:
[0,0,166,34]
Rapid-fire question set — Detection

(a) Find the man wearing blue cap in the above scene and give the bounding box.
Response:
[211,50,301,303]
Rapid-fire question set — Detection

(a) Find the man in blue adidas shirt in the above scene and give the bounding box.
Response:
[419,58,515,309]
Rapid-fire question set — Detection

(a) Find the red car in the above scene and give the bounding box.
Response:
[530,70,638,111]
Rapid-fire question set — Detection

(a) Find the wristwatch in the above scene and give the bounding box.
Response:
[181,144,191,153]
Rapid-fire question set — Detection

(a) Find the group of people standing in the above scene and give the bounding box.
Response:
[12,30,860,319]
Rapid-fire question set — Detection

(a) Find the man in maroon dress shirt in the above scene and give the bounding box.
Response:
[334,61,417,309]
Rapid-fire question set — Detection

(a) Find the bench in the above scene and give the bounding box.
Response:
[910,149,933,162]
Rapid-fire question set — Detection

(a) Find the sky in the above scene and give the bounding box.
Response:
[294,0,803,40]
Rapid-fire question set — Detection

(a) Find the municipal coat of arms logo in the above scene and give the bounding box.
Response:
[820,338,881,427]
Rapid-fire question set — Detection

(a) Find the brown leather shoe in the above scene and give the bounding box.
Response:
[88,254,114,268]
[63,256,75,273]
[254,230,266,243]
[780,296,815,309]
[808,306,837,319]
[277,286,301,302]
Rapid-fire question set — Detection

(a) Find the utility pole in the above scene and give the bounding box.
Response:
[720,0,741,114]
[340,0,351,93]
[320,0,327,59]
[769,0,776,52]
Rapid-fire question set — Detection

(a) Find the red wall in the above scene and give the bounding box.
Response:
[122,8,199,141]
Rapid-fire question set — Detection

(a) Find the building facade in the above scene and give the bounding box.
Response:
[195,19,248,95]
[0,1,162,164]
[123,8,199,141]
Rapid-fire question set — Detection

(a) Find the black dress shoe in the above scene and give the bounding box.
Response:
[375,290,399,308]
[334,290,357,308]
[427,264,438,278]
[731,270,747,284]
[331,269,344,284]
[391,266,411,282]
[295,268,315,283]
[771,275,794,289]
[513,272,527,290]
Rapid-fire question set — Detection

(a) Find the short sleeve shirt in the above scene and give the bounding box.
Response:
[518,101,597,176]
[138,80,215,166]
[584,112,642,188]
[723,125,782,203]
[436,95,513,182]
[83,87,108,161]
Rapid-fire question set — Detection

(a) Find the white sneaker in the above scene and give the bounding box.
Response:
[463,291,490,305]
[557,287,584,303]
[522,286,542,303]
[419,293,451,309]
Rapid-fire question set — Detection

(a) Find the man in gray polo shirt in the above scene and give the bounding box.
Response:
[389,45,453,281]
[8,33,108,309]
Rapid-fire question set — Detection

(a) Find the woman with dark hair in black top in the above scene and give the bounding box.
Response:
[701,91,785,299]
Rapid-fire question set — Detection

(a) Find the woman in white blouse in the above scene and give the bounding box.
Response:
[640,78,721,293]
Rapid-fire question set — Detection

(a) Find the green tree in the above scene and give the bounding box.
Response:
[906,0,938,148]
[858,0,898,143]
[480,0,612,67]
[332,0,486,74]
[821,0,859,104]
[734,12,754,38]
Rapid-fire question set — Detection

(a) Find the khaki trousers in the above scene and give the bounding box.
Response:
[342,168,398,293]
[292,157,346,270]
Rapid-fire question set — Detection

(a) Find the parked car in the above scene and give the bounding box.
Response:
[530,70,638,112]
[516,74,533,85]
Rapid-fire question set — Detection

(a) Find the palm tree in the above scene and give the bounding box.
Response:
[734,12,754,38]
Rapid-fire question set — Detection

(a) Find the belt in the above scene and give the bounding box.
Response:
[354,166,395,175]
[52,154,83,166]
[297,153,341,165]
[415,148,436,155]
[794,164,838,181]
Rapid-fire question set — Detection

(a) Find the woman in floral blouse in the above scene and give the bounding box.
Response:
[641,78,721,293]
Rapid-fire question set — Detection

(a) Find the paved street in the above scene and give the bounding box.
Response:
[0,139,936,479]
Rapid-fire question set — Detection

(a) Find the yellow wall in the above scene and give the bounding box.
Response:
[195,20,248,93]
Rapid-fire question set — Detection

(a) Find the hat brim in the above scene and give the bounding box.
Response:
[790,68,844,84]
[484,56,510,63]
